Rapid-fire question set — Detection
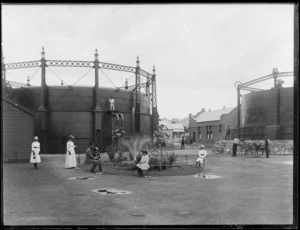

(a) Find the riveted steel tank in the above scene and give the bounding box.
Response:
[241,87,293,139]
[9,86,152,153]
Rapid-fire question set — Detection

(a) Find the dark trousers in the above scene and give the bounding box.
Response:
[181,144,185,149]
[233,144,237,157]
[266,148,269,158]
[90,161,102,171]
[137,168,144,177]
[225,133,230,140]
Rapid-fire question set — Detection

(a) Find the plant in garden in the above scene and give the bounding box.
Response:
[152,124,170,171]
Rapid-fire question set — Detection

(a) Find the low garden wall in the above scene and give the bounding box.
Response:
[212,140,293,155]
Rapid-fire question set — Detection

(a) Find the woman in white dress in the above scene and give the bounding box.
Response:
[30,136,41,169]
[65,135,77,169]
[136,151,149,177]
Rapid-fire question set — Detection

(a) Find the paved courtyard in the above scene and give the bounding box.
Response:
[3,152,294,226]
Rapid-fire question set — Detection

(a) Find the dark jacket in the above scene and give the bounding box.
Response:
[85,147,95,164]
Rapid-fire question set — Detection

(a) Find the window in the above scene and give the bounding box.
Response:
[198,126,201,139]
[219,124,222,133]
[206,126,209,139]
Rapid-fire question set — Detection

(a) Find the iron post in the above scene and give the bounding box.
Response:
[135,56,141,134]
[152,65,159,132]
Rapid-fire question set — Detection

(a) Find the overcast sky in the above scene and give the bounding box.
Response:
[2,4,295,119]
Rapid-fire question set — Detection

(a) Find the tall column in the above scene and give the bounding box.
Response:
[38,47,47,111]
[37,47,48,153]
[135,56,141,133]
[93,49,103,149]
[152,65,159,132]
[237,86,241,137]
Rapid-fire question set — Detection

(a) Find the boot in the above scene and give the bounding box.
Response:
[98,164,103,172]
[90,164,97,173]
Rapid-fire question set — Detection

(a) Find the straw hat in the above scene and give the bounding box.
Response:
[68,135,75,139]
[199,145,205,149]
[33,136,38,140]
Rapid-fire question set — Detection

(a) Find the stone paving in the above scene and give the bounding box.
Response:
[3,153,294,226]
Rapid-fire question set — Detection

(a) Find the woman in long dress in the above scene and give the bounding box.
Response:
[30,136,41,169]
[65,135,77,169]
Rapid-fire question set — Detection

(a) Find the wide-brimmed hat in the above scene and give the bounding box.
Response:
[199,145,205,149]
[33,136,38,140]
[94,147,99,151]
[68,135,75,139]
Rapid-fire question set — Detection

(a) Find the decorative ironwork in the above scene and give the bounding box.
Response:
[5,61,40,70]
[46,60,94,68]
[6,80,27,88]
[135,66,141,104]
[240,71,293,88]
[95,129,102,149]
[119,82,147,91]
[234,81,242,89]
[240,86,263,92]
[278,72,294,78]
[140,69,152,78]
[152,75,157,108]
[100,62,135,73]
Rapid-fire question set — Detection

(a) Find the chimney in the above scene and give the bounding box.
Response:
[223,106,226,110]
[201,108,205,112]
[209,108,211,112]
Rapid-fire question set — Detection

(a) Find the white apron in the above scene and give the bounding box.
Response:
[30,141,41,163]
[196,150,207,164]
[65,141,77,168]
[137,155,150,170]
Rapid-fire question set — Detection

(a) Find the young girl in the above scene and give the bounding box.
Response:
[195,145,207,169]
[136,151,149,177]
[30,136,41,169]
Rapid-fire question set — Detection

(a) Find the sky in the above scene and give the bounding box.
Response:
[1,4,295,119]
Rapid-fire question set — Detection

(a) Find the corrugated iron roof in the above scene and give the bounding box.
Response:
[159,120,185,132]
[195,107,235,123]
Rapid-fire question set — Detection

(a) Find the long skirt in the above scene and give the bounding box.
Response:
[137,163,149,170]
[65,149,77,168]
[30,149,41,163]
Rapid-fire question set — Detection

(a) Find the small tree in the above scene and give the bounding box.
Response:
[153,124,169,171]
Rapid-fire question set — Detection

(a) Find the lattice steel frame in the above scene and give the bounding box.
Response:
[4,59,154,89]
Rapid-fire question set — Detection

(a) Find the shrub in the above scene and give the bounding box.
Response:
[148,151,178,171]
[107,151,115,162]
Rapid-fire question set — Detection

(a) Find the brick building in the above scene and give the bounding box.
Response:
[189,107,236,146]
[3,97,34,162]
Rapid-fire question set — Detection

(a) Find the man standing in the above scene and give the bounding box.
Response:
[225,125,231,140]
[181,136,185,149]
[85,142,102,173]
[109,97,115,111]
[233,136,240,157]
[265,137,270,158]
